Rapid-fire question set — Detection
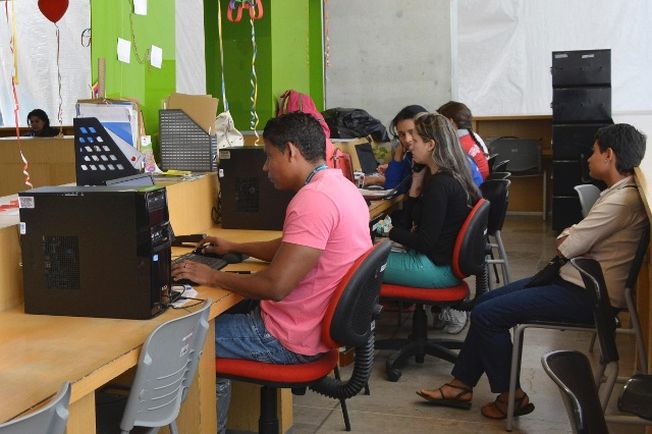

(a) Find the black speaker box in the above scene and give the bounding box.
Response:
[552,123,610,160]
[218,147,294,230]
[552,87,611,123]
[553,161,584,196]
[552,49,610,87]
[552,197,583,231]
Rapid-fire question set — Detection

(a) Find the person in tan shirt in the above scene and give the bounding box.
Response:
[414,123,647,420]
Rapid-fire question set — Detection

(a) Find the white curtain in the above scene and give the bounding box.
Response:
[175,0,206,95]
[0,1,90,127]
[456,0,652,115]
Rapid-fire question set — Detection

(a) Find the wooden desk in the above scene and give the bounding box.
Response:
[634,158,652,374]
[368,194,404,220]
[0,286,237,434]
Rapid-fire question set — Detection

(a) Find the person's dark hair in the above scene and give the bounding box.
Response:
[263,112,326,163]
[595,123,646,174]
[437,100,485,152]
[27,108,50,128]
[414,112,480,205]
[389,105,428,138]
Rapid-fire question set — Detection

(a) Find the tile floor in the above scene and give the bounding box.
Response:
[290,216,645,434]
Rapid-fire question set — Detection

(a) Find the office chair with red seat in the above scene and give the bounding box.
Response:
[215,240,391,434]
[376,198,490,381]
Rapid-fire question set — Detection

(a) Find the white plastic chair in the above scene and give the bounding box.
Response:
[0,382,70,434]
[97,299,212,434]
[574,184,601,217]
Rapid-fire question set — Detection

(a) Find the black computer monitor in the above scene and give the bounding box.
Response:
[355,142,379,175]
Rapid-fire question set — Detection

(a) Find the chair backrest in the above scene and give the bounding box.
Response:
[542,350,609,434]
[480,179,511,235]
[489,137,541,174]
[120,299,212,432]
[322,241,391,349]
[451,198,490,279]
[491,160,510,173]
[625,223,650,293]
[0,382,70,434]
[569,258,619,364]
[573,184,601,217]
[487,171,511,181]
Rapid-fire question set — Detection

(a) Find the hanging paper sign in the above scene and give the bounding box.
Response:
[38,0,69,23]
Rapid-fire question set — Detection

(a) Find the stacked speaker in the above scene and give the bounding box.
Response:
[551,49,612,230]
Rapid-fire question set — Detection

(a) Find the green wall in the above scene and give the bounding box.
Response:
[204,0,324,131]
[91,0,176,156]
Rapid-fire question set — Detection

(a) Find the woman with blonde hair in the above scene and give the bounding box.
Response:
[383,112,480,293]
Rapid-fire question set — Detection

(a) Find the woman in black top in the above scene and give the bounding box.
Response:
[27,109,59,137]
[383,112,480,288]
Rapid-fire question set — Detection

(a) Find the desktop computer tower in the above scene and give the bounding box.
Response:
[19,186,172,319]
[218,147,294,230]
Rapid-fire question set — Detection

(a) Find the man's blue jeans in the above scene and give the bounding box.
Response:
[215,306,318,434]
[451,277,594,393]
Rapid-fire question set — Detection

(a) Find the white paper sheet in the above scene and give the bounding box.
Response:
[134,0,147,15]
[150,45,163,69]
[117,38,131,64]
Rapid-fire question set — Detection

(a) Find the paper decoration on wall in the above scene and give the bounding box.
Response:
[227,0,263,22]
[117,38,131,64]
[150,45,162,68]
[38,0,69,23]
[134,0,147,16]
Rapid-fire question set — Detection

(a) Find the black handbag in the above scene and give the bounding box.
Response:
[524,255,568,288]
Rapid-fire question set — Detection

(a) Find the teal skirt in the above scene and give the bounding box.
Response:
[383,249,460,288]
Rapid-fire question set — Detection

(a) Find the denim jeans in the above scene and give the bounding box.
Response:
[215,306,319,434]
[451,277,594,393]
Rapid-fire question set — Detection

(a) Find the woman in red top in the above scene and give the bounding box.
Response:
[438,101,489,180]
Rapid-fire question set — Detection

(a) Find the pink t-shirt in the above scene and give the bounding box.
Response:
[260,168,371,356]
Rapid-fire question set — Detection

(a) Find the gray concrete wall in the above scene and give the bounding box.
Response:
[325,0,452,131]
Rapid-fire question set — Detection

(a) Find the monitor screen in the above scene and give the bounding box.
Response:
[355,143,379,175]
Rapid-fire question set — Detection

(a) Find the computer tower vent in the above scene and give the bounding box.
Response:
[43,236,80,290]
[236,177,260,212]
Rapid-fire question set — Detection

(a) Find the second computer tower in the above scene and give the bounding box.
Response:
[218,147,294,230]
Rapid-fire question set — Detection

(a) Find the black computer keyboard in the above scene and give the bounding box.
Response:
[172,252,228,285]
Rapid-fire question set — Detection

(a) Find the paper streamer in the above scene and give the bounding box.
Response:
[56,25,64,134]
[249,16,260,143]
[324,0,331,68]
[4,2,33,189]
[217,0,229,111]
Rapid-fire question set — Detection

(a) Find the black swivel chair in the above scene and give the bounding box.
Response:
[376,199,490,381]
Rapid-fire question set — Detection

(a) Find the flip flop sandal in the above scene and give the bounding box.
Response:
[481,393,535,420]
[416,383,472,410]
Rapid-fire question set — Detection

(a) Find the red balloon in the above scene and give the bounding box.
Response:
[38,0,69,23]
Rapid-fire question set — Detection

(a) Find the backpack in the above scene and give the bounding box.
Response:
[278,90,336,168]
[332,148,354,183]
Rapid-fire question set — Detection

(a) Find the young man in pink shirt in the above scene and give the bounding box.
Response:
[171,112,371,433]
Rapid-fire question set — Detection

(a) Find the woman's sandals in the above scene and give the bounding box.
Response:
[481,393,535,419]
[416,383,473,409]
